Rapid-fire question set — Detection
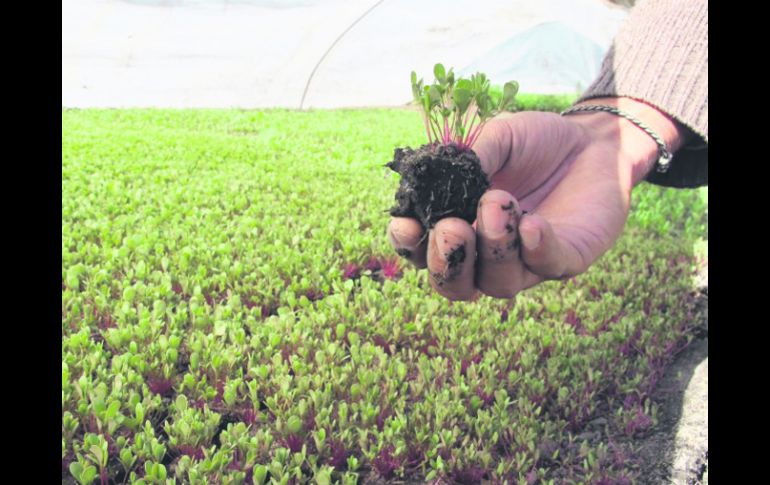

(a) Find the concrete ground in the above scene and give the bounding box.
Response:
[636,267,708,485]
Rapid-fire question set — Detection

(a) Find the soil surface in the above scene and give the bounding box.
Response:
[387,144,489,230]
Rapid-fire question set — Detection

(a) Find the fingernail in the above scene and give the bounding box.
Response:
[479,205,510,239]
[436,230,466,265]
[519,222,541,250]
[389,228,414,256]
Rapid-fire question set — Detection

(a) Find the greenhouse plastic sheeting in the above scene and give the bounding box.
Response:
[62,0,629,108]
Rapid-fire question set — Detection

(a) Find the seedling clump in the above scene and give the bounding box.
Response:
[388,64,519,230]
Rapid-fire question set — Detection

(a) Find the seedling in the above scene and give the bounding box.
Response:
[63,108,707,484]
[387,63,519,230]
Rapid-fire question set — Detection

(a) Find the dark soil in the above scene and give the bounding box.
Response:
[387,143,489,230]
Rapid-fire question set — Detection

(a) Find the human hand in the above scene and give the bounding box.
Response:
[387,97,690,300]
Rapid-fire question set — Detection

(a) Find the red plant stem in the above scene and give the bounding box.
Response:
[465,122,486,148]
[462,104,477,135]
[463,110,480,146]
[450,109,460,145]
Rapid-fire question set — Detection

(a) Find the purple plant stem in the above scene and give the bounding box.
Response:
[462,109,479,146]
[462,104,477,137]
[465,122,486,148]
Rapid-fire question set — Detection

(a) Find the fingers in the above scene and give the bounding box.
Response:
[518,213,585,280]
[389,216,477,300]
[427,218,477,301]
[475,190,539,298]
[388,217,427,269]
[389,205,585,301]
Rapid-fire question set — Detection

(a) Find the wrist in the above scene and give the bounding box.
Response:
[566,97,692,186]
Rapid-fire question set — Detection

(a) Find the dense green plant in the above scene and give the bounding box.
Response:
[63,108,707,484]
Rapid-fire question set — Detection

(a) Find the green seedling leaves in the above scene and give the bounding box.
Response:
[500,81,519,111]
[62,107,706,484]
[70,461,98,485]
[287,415,303,434]
[253,465,268,485]
[120,447,137,472]
[105,400,121,421]
[410,64,519,147]
[433,63,446,82]
[428,85,442,108]
[315,466,333,485]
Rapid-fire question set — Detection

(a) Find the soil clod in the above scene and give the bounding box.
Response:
[388,144,489,230]
[446,244,466,268]
[396,248,413,258]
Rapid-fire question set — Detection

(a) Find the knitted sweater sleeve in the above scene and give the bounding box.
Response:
[577,0,708,188]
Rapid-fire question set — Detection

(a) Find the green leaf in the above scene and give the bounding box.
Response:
[175,394,188,412]
[433,63,446,82]
[135,402,145,424]
[287,415,303,434]
[501,81,519,111]
[89,444,105,467]
[106,400,121,420]
[410,72,422,101]
[428,85,442,108]
[315,466,333,485]
[92,398,106,417]
[347,332,360,347]
[120,447,136,469]
[253,465,268,485]
[396,362,407,381]
[452,87,472,114]
[69,462,83,480]
[455,78,472,91]
[70,462,97,485]
[503,81,519,99]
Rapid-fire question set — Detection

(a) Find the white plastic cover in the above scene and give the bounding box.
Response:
[62,0,628,108]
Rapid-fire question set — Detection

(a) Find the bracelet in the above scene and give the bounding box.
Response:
[560,104,672,174]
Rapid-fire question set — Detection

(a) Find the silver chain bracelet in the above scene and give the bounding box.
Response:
[560,104,672,173]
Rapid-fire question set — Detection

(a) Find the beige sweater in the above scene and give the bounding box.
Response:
[578,0,708,188]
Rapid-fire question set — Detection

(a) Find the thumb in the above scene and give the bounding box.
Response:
[519,213,585,280]
[470,114,517,177]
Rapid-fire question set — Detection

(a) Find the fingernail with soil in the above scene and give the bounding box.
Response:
[520,222,541,250]
[436,232,466,268]
[389,228,416,257]
[480,204,511,239]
